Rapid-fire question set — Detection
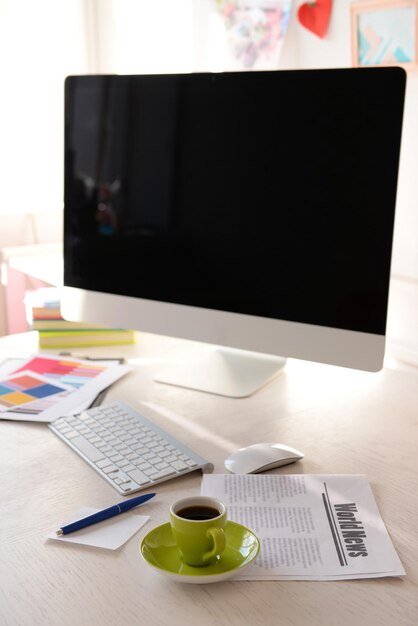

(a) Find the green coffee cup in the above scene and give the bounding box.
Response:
[170,496,227,567]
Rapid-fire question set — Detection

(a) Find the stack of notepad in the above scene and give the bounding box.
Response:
[26,288,135,348]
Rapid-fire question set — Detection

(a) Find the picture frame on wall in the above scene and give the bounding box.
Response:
[351,0,418,72]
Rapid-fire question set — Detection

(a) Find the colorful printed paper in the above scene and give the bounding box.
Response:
[0,371,69,415]
[14,356,108,389]
[0,354,129,422]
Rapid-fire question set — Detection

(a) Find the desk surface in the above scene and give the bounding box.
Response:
[1,332,417,626]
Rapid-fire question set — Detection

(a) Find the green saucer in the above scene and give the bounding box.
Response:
[140,521,260,584]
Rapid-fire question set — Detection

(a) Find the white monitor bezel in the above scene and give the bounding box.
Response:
[62,285,385,374]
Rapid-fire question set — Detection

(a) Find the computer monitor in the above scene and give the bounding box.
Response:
[62,68,406,397]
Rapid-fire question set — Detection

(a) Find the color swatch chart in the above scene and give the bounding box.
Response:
[0,354,128,422]
[0,372,67,415]
[15,356,107,389]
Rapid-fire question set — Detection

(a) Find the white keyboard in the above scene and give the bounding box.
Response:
[49,400,214,495]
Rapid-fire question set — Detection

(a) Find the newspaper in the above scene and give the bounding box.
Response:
[201,474,405,580]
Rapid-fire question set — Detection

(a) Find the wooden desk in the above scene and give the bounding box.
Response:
[0,332,417,626]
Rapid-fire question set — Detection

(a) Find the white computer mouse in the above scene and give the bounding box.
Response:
[224,443,304,474]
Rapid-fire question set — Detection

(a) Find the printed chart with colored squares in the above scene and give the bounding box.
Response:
[0,371,68,416]
[0,355,128,422]
[15,356,108,390]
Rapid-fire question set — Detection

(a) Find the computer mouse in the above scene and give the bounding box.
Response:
[224,443,304,474]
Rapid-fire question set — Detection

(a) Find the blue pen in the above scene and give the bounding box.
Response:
[56,493,156,535]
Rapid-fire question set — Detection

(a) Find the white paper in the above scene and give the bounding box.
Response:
[47,506,149,550]
[0,354,129,422]
[201,474,405,581]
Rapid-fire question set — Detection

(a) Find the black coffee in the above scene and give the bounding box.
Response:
[177,506,221,521]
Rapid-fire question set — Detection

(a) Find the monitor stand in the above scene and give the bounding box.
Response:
[154,346,286,398]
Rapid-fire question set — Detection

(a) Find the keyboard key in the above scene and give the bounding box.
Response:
[109,453,123,463]
[69,436,105,463]
[155,462,169,470]
[95,459,113,469]
[147,455,161,465]
[143,467,159,478]
[63,429,79,439]
[116,460,129,468]
[119,481,138,492]
[153,468,177,480]
[127,468,152,485]
[171,460,188,471]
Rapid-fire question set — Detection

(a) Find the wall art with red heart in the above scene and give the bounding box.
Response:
[298,0,333,39]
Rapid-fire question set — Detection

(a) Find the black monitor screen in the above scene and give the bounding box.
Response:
[64,68,405,335]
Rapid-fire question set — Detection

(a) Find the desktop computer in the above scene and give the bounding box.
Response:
[62,67,406,397]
